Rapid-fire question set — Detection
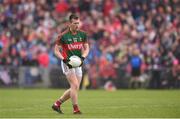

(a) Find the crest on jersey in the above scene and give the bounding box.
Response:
[73,38,78,42]
[68,39,72,42]
[79,37,82,41]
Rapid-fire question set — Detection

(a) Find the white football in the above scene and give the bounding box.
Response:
[68,55,82,68]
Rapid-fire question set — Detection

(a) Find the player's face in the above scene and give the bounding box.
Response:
[70,19,80,31]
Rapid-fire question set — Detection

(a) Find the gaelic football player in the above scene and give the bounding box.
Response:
[52,14,89,114]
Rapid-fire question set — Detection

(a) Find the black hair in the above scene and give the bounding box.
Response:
[69,14,79,22]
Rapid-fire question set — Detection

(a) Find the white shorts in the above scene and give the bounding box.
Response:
[61,61,82,77]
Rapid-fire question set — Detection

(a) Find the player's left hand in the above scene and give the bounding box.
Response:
[79,56,85,67]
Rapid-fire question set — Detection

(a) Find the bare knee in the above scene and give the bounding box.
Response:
[66,73,80,91]
[71,82,79,91]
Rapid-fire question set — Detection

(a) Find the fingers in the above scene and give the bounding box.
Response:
[67,63,73,69]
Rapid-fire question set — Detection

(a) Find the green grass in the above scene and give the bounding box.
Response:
[0,89,180,118]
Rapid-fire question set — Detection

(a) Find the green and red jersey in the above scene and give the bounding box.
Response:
[56,29,87,60]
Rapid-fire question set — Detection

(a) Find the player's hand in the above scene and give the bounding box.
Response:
[67,63,73,69]
[79,56,85,67]
[80,56,85,61]
[63,59,69,64]
[63,59,73,69]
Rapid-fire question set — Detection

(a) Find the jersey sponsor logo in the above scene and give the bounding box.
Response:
[67,44,83,50]
[64,42,83,50]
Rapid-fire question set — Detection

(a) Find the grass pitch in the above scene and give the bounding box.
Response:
[0,89,180,118]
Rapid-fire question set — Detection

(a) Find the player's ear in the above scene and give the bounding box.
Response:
[67,21,71,27]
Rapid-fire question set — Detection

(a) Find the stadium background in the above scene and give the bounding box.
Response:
[0,0,179,89]
[0,0,180,118]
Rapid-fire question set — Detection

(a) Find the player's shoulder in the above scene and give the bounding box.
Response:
[79,29,87,34]
[55,29,69,44]
[79,29,88,36]
[56,29,68,40]
[60,28,69,36]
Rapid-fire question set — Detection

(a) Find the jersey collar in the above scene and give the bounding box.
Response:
[69,28,78,35]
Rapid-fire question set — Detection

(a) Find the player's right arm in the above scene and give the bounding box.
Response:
[54,34,64,60]
[54,34,72,68]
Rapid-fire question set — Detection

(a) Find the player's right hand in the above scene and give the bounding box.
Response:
[63,59,69,64]
[63,59,73,69]
[66,63,73,69]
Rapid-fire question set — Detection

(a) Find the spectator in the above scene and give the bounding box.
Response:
[0,0,179,89]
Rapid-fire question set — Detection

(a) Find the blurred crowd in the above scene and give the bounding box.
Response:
[0,0,180,88]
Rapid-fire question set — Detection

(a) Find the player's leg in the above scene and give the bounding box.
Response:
[54,89,70,106]
[52,62,71,114]
[55,67,82,114]
[54,67,82,106]
[58,62,71,103]
[59,89,70,102]
[75,67,83,89]
[66,70,81,114]
[52,62,82,114]
[72,67,83,114]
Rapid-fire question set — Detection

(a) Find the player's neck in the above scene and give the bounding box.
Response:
[69,28,78,35]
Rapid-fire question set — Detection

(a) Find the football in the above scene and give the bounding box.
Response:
[68,55,82,68]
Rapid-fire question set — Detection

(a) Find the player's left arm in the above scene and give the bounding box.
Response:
[82,42,89,59]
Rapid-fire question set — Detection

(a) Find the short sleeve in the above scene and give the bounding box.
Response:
[83,32,88,42]
[55,34,62,45]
